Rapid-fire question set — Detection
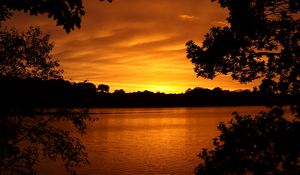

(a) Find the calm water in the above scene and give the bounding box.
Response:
[40,106,267,175]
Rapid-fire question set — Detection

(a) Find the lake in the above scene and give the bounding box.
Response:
[40,106,268,175]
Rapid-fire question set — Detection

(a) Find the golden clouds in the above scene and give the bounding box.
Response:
[3,0,258,93]
[178,14,198,22]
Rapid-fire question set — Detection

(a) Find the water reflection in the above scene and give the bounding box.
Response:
[40,106,267,175]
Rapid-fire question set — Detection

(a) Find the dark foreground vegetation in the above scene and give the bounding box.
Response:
[0,1,113,174]
[0,77,298,108]
[186,0,300,174]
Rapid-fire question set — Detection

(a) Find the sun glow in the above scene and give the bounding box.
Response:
[145,85,179,93]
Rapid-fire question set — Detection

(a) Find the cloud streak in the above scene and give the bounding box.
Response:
[179,14,198,22]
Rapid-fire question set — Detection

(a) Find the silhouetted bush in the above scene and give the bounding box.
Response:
[196,107,300,174]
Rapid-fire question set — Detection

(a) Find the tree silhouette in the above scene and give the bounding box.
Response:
[0,27,62,79]
[0,0,112,33]
[196,107,300,175]
[0,9,99,175]
[1,0,116,174]
[114,89,126,95]
[76,81,97,95]
[97,84,110,93]
[186,0,300,174]
[186,0,299,95]
[0,108,92,175]
[0,26,92,175]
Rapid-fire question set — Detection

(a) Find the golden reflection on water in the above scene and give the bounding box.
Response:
[40,106,267,175]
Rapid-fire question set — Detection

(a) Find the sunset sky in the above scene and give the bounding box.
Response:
[4,0,259,93]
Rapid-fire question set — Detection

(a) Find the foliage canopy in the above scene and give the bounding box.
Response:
[186,0,300,95]
[0,108,92,175]
[186,0,300,174]
[0,0,116,174]
[196,107,300,175]
[98,84,110,93]
[0,0,112,33]
[0,27,62,79]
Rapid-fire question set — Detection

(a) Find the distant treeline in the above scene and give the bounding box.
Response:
[0,77,297,108]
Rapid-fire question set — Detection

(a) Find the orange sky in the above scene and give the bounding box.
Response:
[3,0,259,93]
